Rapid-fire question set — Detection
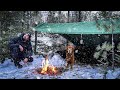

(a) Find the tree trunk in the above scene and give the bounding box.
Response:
[58,11,61,23]
[74,11,78,22]
[27,11,30,30]
[47,11,53,23]
[68,11,70,23]
[0,21,1,36]
[4,12,7,30]
[21,11,24,29]
[78,11,82,22]
[50,11,52,23]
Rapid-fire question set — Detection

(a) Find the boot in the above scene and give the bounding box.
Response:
[13,58,23,68]
[17,63,23,68]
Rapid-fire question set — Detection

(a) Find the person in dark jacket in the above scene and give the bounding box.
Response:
[9,33,33,68]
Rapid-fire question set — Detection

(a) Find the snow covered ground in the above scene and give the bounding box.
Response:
[0,54,120,79]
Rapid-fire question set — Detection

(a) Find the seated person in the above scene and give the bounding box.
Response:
[9,33,33,68]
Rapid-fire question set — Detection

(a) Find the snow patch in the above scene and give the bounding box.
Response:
[31,36,53,46]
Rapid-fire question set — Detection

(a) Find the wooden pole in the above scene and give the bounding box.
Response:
[112,28,114,70]
[34,31,37,55]
[110,19,115,71]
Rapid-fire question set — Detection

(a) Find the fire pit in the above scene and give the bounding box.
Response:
[35,56,65,76]
[36,66,64,76]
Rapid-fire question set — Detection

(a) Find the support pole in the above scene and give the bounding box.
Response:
[34,31,37,55]
[110,19,115,71]
[112,28,114,70]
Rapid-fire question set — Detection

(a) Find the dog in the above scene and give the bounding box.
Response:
[66,43,75,69]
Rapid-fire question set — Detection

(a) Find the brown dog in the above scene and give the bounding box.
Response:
[66,43,75,69]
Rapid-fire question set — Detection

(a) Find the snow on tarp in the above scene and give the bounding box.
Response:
[34,19,120,34]
[0,54,120,79]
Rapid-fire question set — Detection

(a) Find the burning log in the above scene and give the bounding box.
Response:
[35,55,64,76]
[36,66,64,76]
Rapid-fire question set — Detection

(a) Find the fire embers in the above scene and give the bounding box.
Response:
[37,67,57,75]
[36,66,64,76]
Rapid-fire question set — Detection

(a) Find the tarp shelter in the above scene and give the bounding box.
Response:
[33,18,120,68]
[33,18,120,54]
[34,18,120,34]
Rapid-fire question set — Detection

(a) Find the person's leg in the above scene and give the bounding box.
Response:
[13,58,22,68]
[10,47,23,68]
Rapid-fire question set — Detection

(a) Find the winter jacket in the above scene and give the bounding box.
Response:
[9,33,33,58]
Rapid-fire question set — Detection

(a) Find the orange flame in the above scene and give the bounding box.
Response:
[40,56,57,75]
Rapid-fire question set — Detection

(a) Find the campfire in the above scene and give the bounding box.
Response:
[36,56,64,76]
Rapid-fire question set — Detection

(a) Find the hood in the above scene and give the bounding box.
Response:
[19,33,31,42]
